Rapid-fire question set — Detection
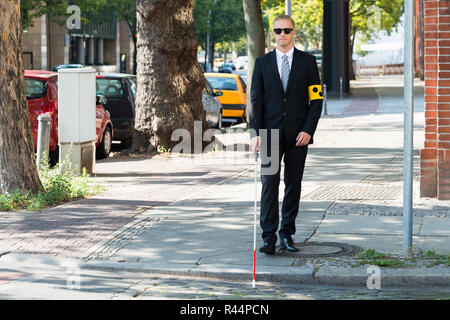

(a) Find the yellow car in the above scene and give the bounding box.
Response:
[204,73,247,127]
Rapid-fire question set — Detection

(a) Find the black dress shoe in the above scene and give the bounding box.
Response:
[280,237,299,252]
[259,241,275,255]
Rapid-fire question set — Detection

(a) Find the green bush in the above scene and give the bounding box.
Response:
[0,159,103,212]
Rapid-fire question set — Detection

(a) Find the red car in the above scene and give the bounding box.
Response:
[24,70,114,164]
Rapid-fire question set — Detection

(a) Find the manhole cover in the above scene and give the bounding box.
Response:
[277,242,358,258]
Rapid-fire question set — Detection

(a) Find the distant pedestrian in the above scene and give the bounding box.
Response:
[250,14,323,255]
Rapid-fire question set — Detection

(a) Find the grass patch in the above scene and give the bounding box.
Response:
[354,249,450,268]
[423,251,450,268]
[356,249,409,268]
[0,160,103,212]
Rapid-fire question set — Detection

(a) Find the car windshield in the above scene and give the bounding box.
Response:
[96,78,124,98]
[206,77,238,91]
[25,78,46,99]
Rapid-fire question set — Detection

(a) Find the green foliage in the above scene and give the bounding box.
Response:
[194,0,246,49]
[423,251,450,268]
[157,145,171,154]
[0,159,102,212]
[356,249,408,268]
[20,0,118,31]
[355,248,450,268]
[261,0,404,51]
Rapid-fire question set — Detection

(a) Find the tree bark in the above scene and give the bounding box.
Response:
[242,0,265,123]
[0,0,43,194]
[134,0,208,153]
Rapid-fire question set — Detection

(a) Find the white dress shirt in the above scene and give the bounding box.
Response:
[275,46,294,78]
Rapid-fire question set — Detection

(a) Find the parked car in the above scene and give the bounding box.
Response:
[218,63,236,73]
[95,73,136,148]
[95,73,227,146]
[235,56,248,70]
[202,80,224,129]
[204,73,247,125]
[24,70,114,164]
[52,64,84,72]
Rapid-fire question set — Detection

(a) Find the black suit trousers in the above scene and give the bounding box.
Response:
[260,137,308,244]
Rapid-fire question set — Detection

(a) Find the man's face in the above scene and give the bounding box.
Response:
[273,19,296,49]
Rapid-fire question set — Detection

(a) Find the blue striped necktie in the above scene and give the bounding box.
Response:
[281,55,290,92]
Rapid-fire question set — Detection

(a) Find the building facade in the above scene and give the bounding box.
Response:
[22,15,135,74]
[420,0,450,200]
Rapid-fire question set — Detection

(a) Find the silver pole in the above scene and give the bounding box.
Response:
[285,0,292,16]
[36,113,52,168]
[323,83,328,115]
[403,0,414,256]
[252,151,258,288]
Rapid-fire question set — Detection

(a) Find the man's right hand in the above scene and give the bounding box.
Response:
[251,136,260,153]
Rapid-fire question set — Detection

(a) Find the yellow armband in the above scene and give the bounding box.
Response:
[308,85,323,101]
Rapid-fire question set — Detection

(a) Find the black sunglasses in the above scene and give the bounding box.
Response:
[273,28,293,35]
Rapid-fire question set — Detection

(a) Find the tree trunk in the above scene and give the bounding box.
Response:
[132,36,137,75]
[242,0,266,123]
[209,37,215,71]
[0,0,43,194]
[349,20,355,81]
[133,0,208,154]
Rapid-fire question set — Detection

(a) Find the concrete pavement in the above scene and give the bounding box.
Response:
[0,75,449,298]
[81,75,449,288]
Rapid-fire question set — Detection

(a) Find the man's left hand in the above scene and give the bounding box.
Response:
[296,131,311,146]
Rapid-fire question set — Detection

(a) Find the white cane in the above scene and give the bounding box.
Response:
[252,149,258,288]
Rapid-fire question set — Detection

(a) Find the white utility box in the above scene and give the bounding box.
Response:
[58,67,96,175]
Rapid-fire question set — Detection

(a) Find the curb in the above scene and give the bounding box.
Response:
[81,260,450,288]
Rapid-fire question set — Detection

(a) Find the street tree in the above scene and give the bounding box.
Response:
[243,0,266,122]
[0,0,43,194]
[262,0,403,52]
[350,0,405,55]
[194,0,246,69]
[133,0,208,153]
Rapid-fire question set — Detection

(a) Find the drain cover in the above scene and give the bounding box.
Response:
[277,242,358,258]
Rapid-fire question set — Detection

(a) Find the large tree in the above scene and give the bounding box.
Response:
[243,0,266,123]
[262,0,403,52]
[0,0,43,194]
[194,0,246,70]
[133,0,208,153]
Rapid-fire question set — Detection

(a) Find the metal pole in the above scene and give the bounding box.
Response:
[36,113,52,168]
[403,0,414,256]
[252,151,258,288]
[285,0,292,16]
[323,83,328,115]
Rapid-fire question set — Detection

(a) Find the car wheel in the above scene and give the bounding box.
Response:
[97,126,112,159]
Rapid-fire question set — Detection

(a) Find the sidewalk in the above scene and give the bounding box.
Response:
[81,75,449,288]
[0,76,449,295]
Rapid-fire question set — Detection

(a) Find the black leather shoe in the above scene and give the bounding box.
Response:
[259,241,275,255]
[280,237,299,252]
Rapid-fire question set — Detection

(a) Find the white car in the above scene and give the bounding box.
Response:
[235,56,248,70]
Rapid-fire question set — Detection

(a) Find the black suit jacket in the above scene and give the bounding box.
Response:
[250,48,323,146]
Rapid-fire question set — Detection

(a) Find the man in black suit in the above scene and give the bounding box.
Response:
[250,14,323,255]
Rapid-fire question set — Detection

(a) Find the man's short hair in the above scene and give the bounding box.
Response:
[273,14,295,29]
